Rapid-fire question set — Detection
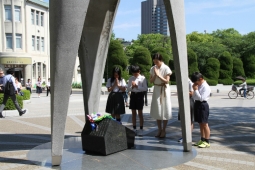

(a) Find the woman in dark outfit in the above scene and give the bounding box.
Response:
[105,67,126,123]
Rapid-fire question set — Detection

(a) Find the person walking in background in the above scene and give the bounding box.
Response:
[150,53,172,138]
[123,88,129,107]
[191,72,211,148]
[0,71,5,93]
[141,74,148,106]
[26,79,32,93]
[128,65,147,136]
[0,68,26,118]
[15,78,22,93]
[105,67,126,123]
[46,78,51,96]
[36,77,42,98]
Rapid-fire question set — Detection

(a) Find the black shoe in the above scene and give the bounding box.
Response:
[19,110,26,116]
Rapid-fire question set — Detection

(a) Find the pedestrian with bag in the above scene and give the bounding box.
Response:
[46,78,51,96]
[0,68,26,118]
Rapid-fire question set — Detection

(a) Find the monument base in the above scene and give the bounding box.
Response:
[81,119,135,155]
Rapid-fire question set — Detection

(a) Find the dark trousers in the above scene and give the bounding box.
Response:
[47,87,51,96]
[0,94,22,113]
[144,91,148,105]
[26,87,32,93]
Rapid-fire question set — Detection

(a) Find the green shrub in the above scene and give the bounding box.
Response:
[0,94,23,110]
[233,79,255,85]
[203,58,220,82]
[242,53,255,78]
[219,51,233,79]
[72,82,82,89]
[218,79,233,85]
[204,78,218,86]
[188,48,199,76]
[21,90,31,100]
[232,58,245,79]
[170,81,177,85]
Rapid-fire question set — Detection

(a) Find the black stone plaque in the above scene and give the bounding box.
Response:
[81,119,135,155]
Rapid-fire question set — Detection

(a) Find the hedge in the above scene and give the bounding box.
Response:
[21,90,31,100]
[204,78,218,86]
[233,79,255,85]
[218,78,233,85]
[0,93,23,110]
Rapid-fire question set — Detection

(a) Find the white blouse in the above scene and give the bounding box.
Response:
[106,78,126,92]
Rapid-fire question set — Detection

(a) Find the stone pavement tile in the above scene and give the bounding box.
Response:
[173,164,204,170]
[65,116,84,135]
[0,119,50,134]
[18,117,51,129]
[191,156,255,170]
[75,115,86,123]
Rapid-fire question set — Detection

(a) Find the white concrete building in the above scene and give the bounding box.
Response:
[0,0,49,86]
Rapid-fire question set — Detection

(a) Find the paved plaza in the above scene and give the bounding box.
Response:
[0,85,254,169]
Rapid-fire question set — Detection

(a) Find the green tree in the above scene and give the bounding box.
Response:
[187,48,199,76]
[242,31,255,55]
[151,47,170,64]
[104,40,128,80]
[242,53,255,78]
[232,58,245,79]
[131,46,152,86]
[218,51,233,84]
[211,28,243,58]
[203,58,220,85]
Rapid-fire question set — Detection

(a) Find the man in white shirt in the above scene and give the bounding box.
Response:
[128,65,148,136]
[191,72,211,148]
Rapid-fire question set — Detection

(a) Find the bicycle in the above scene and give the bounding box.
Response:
[228,85,254,99]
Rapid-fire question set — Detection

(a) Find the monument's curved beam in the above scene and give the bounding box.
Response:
[50,0,191,166]
[49,0,90,166]
[78,0,120,117]
[163,0,192,151]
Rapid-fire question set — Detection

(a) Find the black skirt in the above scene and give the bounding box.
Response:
[36,86,42,93]
[105,92,125,115]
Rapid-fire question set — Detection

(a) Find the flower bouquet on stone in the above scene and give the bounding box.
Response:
[87,113,114,131]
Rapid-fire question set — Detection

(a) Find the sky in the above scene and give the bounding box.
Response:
[45,0,255,41]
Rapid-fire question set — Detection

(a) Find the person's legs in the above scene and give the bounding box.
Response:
[160,120,168,138]
[155,120,162,137]
[243,89,247,98]
[144,91,148,106]
[10,95,23,113]
[138,110,144,128]
[0,94,9,117]
[132,110,137,129]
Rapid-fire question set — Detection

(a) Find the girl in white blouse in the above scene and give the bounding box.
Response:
[105,67,126,123]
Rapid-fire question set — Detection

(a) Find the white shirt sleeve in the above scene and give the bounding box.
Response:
[106,78,111,88]
[11,76,18,91]
[137,77,148,92]
[192,84,211,101]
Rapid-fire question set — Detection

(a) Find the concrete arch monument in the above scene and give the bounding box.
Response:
[50,0,191,166]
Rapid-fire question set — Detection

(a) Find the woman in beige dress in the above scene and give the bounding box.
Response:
[150,53,172,138]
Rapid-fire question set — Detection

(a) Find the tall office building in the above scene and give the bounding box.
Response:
[141,0,169,35]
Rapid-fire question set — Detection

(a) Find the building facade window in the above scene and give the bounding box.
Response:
[41,12,44,26]
[4,5,12,21]
[43,64,46,77]
[6,33,12,49]
[16,34,22,48]
[32,36,35,50]
[37,36,40,51]
[33,63,36,78]
[15,6,21,22]
[41,37,44,51]
[31,10,35,24]
[36,11,39,25]
[37,62,41,78]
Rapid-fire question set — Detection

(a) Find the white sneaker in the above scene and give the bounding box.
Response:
[138,129,143,136]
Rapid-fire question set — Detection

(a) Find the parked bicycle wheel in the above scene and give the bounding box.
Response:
[228,90,238,99]
[246,91,254,99]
